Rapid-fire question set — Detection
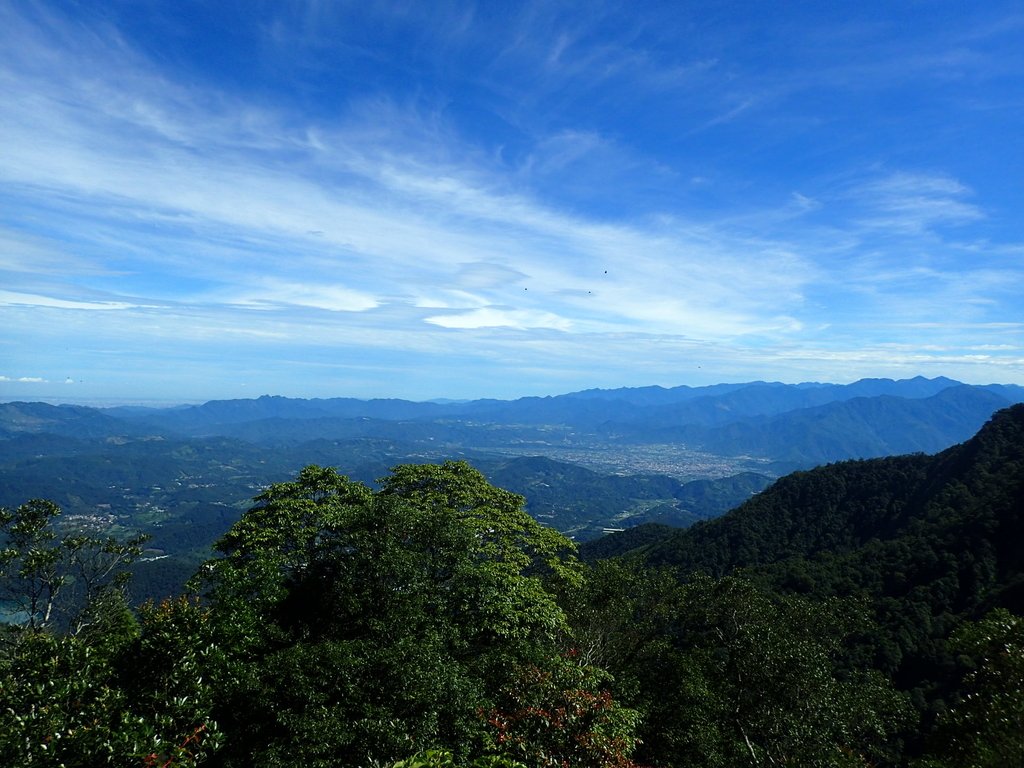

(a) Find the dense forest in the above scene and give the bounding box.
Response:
[2,406,1023,766]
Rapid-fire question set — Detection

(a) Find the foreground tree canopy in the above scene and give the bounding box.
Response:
[196,461,637,767]
[1,457,1018,766]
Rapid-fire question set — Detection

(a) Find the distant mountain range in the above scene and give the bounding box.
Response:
[4,376,1022,467]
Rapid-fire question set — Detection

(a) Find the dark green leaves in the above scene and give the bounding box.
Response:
[197,461,612,767]
[918,609,1024,767]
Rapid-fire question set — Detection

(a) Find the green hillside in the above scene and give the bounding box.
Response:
[588,404,1024,760]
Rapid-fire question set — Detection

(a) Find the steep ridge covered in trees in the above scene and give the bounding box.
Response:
[592,404,1024,754]
[640,404,1024,614]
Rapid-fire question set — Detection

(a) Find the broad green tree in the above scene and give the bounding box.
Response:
[197,461,635,768]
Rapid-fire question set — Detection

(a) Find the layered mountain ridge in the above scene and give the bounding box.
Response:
[5,377,1022,469]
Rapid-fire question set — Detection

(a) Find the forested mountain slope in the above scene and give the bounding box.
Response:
[613,404,1024,710]
[641,403,1024,591]
[567,406,1024,765]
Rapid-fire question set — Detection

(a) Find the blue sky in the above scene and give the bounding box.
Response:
[2,1,1023,404]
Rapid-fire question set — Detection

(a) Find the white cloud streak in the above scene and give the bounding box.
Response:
[0,12,816,342]
[0,290,139,311]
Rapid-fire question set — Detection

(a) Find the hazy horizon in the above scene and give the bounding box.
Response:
[4,373,1019,411]
[3,2,1023,403]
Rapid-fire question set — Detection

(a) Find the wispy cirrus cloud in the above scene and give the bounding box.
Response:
[425,307,573,331]
[852,172,984,234]
[0,9,816,341]
[226,280,380,313]
[0,290,141,312]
